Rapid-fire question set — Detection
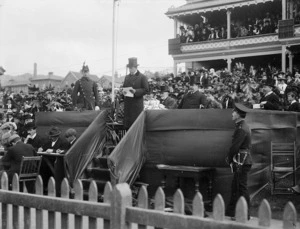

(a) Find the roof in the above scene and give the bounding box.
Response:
[166,0,274,17]
[69,71,100,82]
[31,74,63,81]
[5,79,31,87]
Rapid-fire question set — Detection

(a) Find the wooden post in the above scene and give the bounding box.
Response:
[137,185,148,229]
[104,182,112,229]
[88,180,99,229]
[110,183,132,229]
[74,179,83,229]
[227,10,231,39]
[282,45,287,73]
[282,0,287,20]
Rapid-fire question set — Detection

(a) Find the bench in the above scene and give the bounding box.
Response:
[156,164,215,207]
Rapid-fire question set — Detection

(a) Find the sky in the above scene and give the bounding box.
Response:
[0,0,186,77]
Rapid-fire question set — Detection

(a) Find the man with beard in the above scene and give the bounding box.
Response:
[122,58,149,129]
[160,87,177,109]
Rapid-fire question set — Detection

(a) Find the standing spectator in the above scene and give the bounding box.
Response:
[72,63,100,111]
[179,26,187,43]
[122,57,149,129]
[194,24,201,42]
[225,103,252,220]
[178,83,207,109]
[186,26,194,43]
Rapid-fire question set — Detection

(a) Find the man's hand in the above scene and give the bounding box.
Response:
[129,88,136,94]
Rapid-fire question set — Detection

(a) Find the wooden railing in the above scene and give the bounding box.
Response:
[0,172,298,229]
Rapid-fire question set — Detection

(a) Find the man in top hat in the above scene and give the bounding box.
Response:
[160,87,177,109]
[122,57,149,129]
[178,82,207,109]
[0,134,36,182]
[225,103,252,220]
[72,63,100,111]
[259,82,281,110]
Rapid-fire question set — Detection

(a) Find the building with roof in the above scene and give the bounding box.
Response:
[5,79,31,94]
[30,72,63,92]
[166,0,300,75]
[61,71,100,91]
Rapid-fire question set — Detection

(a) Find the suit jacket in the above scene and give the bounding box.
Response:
[287,102,300,112]
[42,137,68,153]
[26,135,44,151]
[123,70,149,129]
[0,141,36,177]
[260,92,281,110]
[72,76,100,110]
[178,91,207,109]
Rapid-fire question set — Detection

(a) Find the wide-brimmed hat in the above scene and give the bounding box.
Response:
[233,103,252,115]
[127,57,139,68]
[25,122,36,130]
[48,126,61,137]
[8,134,20,143]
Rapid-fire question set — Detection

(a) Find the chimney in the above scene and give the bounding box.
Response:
[33,63,37,77]
[48,72,53,76]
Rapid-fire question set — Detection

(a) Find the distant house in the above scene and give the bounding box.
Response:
[99,75,124,89]
[61,71,100,91]
[31,72,63,92]
[5,79,31,94]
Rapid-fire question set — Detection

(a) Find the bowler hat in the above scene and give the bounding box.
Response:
[48,126,61,137]
[127,57,139,68]
[25,122,36,130]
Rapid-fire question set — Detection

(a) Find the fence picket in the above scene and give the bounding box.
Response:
[137,185,148,229]
[258,199,271,227]
[283,202,297,229]
[36,176,48,229]
[235,196,248,223]
[173,189,184,214]
[103,182,112,229]
[88,180,98,229]
[192,192,204,218]
[3,172,13,229]
[1,172,8,229]
[212,194,225,221]
[154,187,165,229]
[48,177,61,229]
[61,178,71,229]
[12,174,24,229]
[110,183,132,229]
[74,179,84,229]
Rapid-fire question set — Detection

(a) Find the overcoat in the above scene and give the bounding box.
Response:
[72,76,100,110]
[123,71,149,129]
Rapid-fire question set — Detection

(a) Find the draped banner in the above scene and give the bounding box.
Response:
[108,109,300,201]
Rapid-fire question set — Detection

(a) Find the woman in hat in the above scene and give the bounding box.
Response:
[122,57,149,129]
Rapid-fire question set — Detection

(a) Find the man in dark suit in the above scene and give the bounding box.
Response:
[0,134,36,181]
[259,82,281,110]
[39,126,68,187]
[24,122,43,151]
[286,91,300,112]
[178,83,207,109]
[72,63,100,111]
[122,57,149,129]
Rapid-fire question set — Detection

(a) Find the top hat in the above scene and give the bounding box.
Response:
[127,57,139,68]
[48,126,61,137]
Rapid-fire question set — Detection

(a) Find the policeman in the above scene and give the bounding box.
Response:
[72,63,100,111]
[226,103,252,220]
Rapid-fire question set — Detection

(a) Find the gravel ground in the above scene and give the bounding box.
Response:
[250,178,300,220]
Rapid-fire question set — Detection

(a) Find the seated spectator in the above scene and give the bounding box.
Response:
[178,83,207,109]
[261,20,273,34]
[64,128,77,150]
[24,122,43,151]
[260,82,281,110]
[0,134,36,182]
[160,88,177,109]
[277,74,288,96]
[253,24,261,35]
[220,26,227,39]
[286,90,300,112]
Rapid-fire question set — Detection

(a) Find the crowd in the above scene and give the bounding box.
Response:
[179,11,281,43]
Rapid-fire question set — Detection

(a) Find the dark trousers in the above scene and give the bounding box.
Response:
[226,164,252,217]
